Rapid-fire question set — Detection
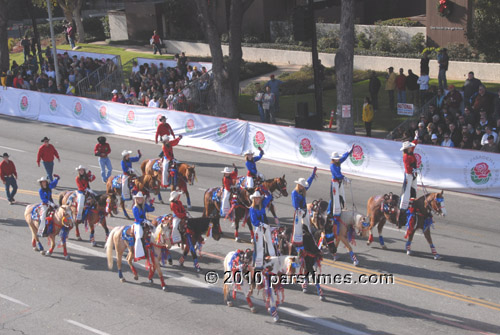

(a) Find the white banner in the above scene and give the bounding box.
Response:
[56,49,121,65]
[1,88,499,198]
[135,57,213,72]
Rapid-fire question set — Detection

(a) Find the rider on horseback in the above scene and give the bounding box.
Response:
[161,135,182,188]
[292,167,317,246]
[170,190,188,244]
[132,191,155,261]
[398,140,418,228]
[121,149,142,201]
[220,164,238,217]
[328,146,354,220]
[75,165,96,224]
[244,147,264,192]
[37,174,60,237]
[249,190,275,269]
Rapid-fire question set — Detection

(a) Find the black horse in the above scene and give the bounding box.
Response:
[179,216,222,272]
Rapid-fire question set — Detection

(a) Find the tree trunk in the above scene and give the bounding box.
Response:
[335,0,355,135]
[73,0,85,43]
[0,0,8,73]
[57,0,74,27]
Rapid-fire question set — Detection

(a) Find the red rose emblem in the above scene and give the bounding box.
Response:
[300,138,311,152]
[255,131,265,145]
[219,123,228,134]
[50,99,56,108]
[76,102,82,112]
[352,145,364,160]
[21,96,28,107]
[474,162,490,179]
[414,153,422,168]
[100,106,106,115]
[187,119,195,129]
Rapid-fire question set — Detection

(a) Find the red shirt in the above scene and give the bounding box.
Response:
[0,160,17,182]
[396,74,406,91]
[37,144,60,164]
[170,200,186,219]
[94,143,111,158]
[111,95,118,102]
[403,140,418,174]
[222,171,238,191]
[13,77,24,89]
[76,172,96,191]
[155,123,175,143]
[152,34,161,44]
[162,137,181,160]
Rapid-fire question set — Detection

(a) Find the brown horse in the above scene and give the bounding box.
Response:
[139,158,165,203]
[59,192,118,245]
[24,204,74,259]
[402,191,447,259]
[361,193,400,249]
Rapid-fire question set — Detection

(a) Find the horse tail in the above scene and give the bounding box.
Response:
[140,159,148,175]
[105,227,119,270]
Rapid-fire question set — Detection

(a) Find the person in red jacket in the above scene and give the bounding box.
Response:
[220,164,238,218]
[0,153,18,204]
[94,136,112,183]
[161,134,182,188]
[151,30,162,55]
[155,115,176,158]
[75,165,96,223]
[398,140,418,227]
[37,137,60,182]
[169,190,187,244]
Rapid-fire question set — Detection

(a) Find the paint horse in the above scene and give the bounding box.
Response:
[24,204,74,260]
[59,192,118,246]
[359,193,400,249]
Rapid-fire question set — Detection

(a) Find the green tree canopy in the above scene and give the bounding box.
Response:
[467,0,500,62]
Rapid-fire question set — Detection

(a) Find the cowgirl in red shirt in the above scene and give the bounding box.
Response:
[220,164,238,219]
[75,165,96,223]
[161,134,182,187]
[170,190,188,244]
[398,140,418,227]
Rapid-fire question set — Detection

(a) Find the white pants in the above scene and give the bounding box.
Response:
[171,216,182,244]
[122,175,131,200]
[331,181,345,216]
[133,223,145,260]
[254,224,275,269]
[246,172,264,188]
[162,158,170,186]
[38,204,49,235]
[293,209,312,244]
[221,189,231,216]
[76,192,85,220]
[400,173,417,210]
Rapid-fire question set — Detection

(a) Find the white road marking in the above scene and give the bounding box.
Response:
[88,165,122,173]
[66,243,367,334]
[65,319,110,335]
[0,293,30,307]
[0,145,26,153]
[384,226,423,237]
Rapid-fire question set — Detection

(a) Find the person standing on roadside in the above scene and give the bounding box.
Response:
[21,35,31,63]
[253,82,266,122]
[94,136,112,183]
[396,68,407,103]
[36,137,60,183]
[406,70,419,106]
[151,30,162,55]
[369,71,381,112]
[362,97,374,137]
[420,50,430,77]
[385,67,397,112]
[265,74,283,117]
[0,153,18,204]
[437,48,449,90]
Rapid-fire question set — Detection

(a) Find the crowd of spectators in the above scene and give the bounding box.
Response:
[392,72,500,153]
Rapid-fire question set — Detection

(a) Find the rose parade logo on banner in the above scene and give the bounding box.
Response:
[73,100,83,118]
[216,122,228,138]
[294,133,317,163]
[125,110,136,125]
[19,94,30,114]
[48,97,58,114]
[464,155,498,190]
[347,142,371,172]
[98,105,108,122]
[252,130,270,151]
[185,118,195,133]
[413,148,430,177]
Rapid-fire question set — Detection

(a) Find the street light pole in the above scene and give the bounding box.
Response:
[46,0,61,87]
[308,0,323,130]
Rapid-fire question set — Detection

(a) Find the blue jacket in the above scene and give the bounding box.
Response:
[39,178,59,204]
[246,151,263,176]
[265,79,283,96]
[330,150,352,181]
[249,192,273,227]
[133,203,155,224]
[291,171,315,210]
[121,154,141,175]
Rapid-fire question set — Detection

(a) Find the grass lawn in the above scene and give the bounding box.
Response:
[239,77,500,131]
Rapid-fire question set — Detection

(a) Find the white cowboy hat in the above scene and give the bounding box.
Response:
[169,190,183,202]
[161,135,170,142]
[121,150,132,157]
[250,191,262,200]
[242,149,254,156]
[294,177,309,188]
[400,141,416,151]
[221,167,232,174]
[75,165,86,170]
[330,152,341,160]
[133,191,145,198]
[111,89,118,94]
[37,176,48,183]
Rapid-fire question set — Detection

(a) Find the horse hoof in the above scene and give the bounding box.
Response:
[235,237,240,242]
[40,250,45,255]
[168,259,173,266]
[251,306,257,313]
[434,254,442,260]
[134,276,139,281]
[407,250,413,256]
[33,247,39,252]
[302,288,307,293]
[353,260,359,266]
[44,252,52,257]
[187,205,192,209]
[319,295,325,301]
[162,286,167,291]
[64,255,71,261]
[120,278,126,283]
[231,222,235,228]
[227,301,233,307]
[91,241,97,247]
[196,267,201,273]
[273,316,279,323]
[367,241,372,246]
[382,245,388,250]
[76,237,83,241]
[250,239,254,243]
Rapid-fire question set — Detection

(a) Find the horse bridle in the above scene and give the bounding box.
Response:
[271,178,287,199]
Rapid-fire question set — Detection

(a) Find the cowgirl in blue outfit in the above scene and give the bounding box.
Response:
[37,175,60,236]
[121,149,142,200]
[291,167,317,245]
[132,191,154,261]
[249,190,275,269]
[244,147,265,189]
[328,145,354,218]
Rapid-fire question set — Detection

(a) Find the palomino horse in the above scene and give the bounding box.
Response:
[59,192,118,245]
[223,249,298,323]
[24,204,74,259]
[105,174,159,219]
[402,191,447,259]
[360,193,400,249]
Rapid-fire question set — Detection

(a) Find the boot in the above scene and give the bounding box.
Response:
[398,210,407,229]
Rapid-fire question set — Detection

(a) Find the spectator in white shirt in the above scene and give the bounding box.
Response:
[417,71,430,106]
[148,95,160,108]
[480,126,498,145]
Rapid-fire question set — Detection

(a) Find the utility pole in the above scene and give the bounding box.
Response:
[46,0,61,87]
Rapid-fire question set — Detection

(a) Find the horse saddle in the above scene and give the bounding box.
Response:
[112,175,135,190]
[152,160,161,172]
[211,187,222,204]
[31,204,55,221]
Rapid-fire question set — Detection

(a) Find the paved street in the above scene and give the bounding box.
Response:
[0,114,499,335]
